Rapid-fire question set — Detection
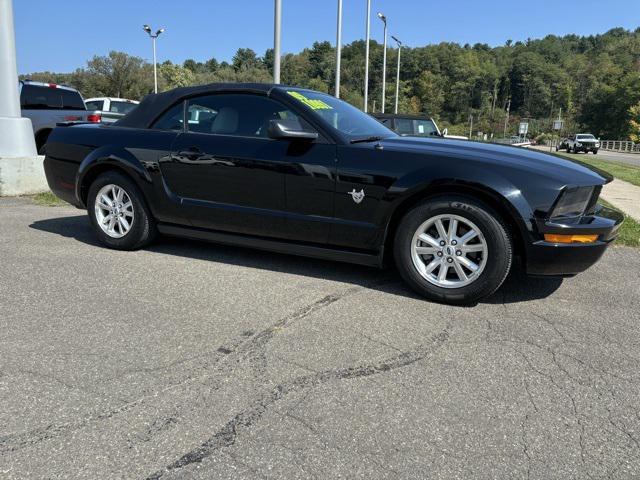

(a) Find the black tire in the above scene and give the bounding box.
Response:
[87,171,157,250]
[592,149,598,155]
[393,195,513,305]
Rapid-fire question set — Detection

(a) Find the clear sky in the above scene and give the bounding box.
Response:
[14,0,640,74]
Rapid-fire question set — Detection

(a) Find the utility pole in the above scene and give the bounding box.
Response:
[503,98,511,138]
[392,36,402,114]
[363,0,371,112]
[469,113,473,139]
[273,0,282,84]
[377,12,387,113]
[335,0,342,97]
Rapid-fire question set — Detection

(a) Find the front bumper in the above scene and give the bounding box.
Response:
[575,144,599,152]
[525,205,623,276]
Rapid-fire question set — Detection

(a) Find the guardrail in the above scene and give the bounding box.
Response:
[600,140,640,153]
[491,138,532,148]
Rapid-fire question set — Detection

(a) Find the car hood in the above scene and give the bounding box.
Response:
[379,136,612,186]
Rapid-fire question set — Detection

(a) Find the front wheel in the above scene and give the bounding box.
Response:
[87,171,157,250]
[393,196,513,305]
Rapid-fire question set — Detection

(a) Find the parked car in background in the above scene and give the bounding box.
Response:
[373,113,469,140]
[563,134,600,154]
[85,97,139,123]
[556,137,569,151]
[19,80,101,153]
[43,83,622,305]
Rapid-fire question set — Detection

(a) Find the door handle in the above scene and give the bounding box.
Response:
[177,147,204,161]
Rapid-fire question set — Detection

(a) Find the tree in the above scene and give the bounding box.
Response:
[628,103,640,143]
[85,51,151,98]
[159,63,195,89]
[232,48,259,72]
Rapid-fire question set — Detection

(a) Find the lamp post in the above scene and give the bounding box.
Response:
[363,0,371,111]
[377,12,387,113]
[0,0,41,197]
[335,0,342,98]
[392,35,402,114]
[143,25,164,93]
[503,98,511,138]
[273,0,282,84]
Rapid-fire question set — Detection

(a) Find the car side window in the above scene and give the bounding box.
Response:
[394,118,415,136]
[151,102,184,131]
[186,93,311,138]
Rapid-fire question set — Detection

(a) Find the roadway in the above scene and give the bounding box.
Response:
[532,145,640,167]
[1,198,639,479]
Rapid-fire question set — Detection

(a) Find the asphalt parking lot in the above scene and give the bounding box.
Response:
[1,197,640,479]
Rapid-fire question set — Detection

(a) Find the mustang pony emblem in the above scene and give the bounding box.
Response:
[348,189,365,204]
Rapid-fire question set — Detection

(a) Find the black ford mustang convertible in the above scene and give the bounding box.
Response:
[44,83,622,304]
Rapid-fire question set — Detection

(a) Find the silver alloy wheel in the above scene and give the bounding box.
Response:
[94,184,135,239]
[410,214,488,289]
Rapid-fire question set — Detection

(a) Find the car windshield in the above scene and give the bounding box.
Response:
[577,134,595,140]
[283,89,396,140]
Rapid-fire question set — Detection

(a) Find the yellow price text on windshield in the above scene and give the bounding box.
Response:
[287,91,333,110]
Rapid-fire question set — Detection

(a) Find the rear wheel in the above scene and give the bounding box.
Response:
[87,171,157,250]
[393,196,513,305]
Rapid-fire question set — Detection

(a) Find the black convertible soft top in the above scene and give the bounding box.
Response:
[115,83,279,129]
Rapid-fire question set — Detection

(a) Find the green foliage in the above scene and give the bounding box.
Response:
[601,200,640,248]
[556,153,640,188]
[20,28,640,139]
[159,63,195,89]
[32,191,67,206]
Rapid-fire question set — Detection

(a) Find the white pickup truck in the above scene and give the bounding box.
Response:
[85,97,139,124]
[19,80,101,153]
[563,133,600,154]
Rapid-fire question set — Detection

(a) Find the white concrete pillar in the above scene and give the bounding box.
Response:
[0,0,45,196]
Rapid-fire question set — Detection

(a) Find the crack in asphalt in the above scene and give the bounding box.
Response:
[0,280,396,459]
[144,325,451,479]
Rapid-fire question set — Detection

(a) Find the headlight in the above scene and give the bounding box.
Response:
[576,142,582,146]
[595,142,600,147]
[550,186,595,218]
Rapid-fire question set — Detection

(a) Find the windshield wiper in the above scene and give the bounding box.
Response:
[350,135,384,144]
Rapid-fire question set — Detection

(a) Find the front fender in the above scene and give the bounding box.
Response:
[388,162,535,220]
[75,145,152,206]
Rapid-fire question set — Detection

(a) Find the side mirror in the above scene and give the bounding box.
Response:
[268,119,318,141]
[441,128,448,137]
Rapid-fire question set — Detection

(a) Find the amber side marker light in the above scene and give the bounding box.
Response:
[544,234,599,244]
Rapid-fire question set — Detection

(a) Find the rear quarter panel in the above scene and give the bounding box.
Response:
[44,125,179,218]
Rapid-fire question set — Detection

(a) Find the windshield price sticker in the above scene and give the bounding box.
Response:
[287,91,333,110]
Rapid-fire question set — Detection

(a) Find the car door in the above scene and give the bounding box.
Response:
[162,93,336,242]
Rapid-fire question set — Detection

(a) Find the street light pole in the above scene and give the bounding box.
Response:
[152,36,157,93]
[377,12,387,113]
[503,98,511,138]
[143,25,164,94]
[363,0,371,112]
[273,0,282,84]
[335,0,342,98]
[392,35,402,114]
